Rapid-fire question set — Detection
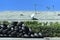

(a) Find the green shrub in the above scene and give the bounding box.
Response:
[3,21,10,25]
[24,21,60,37]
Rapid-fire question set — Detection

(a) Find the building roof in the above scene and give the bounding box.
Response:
[0,11,60,22]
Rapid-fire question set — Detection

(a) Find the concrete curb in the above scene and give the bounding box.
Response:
[0,37,60,40]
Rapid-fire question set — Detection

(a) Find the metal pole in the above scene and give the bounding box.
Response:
[34,4,37,14]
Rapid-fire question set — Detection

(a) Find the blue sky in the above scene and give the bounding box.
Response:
[0,0,60,11]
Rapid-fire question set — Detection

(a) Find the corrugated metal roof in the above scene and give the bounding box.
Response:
[0,11,60,20]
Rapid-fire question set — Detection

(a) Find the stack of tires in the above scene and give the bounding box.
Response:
[0,22,43,38]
